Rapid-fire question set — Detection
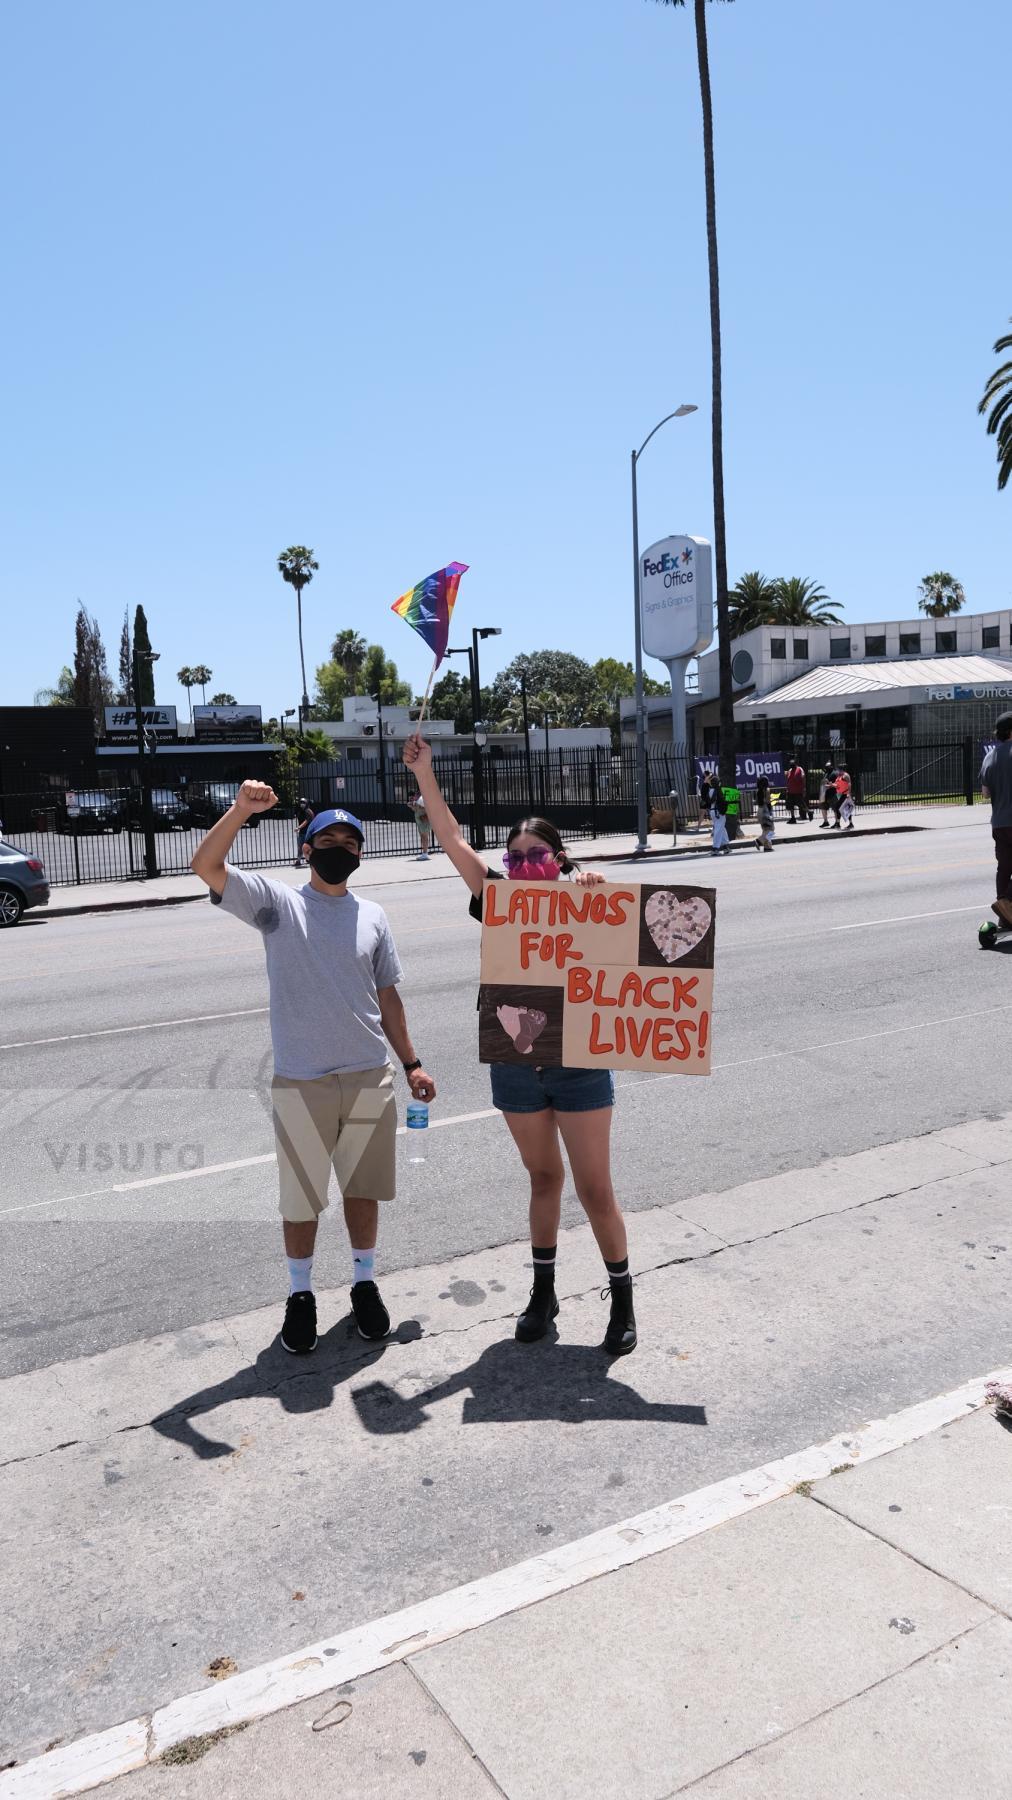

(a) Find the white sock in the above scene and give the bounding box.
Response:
[287,1255,314,1294]
[352,1248,375,1286]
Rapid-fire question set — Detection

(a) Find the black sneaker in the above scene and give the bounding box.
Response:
[351,1280,390,1341]
[516,1279,559,1343]
[602,1282,637,1356]
[281,1290,318,1354]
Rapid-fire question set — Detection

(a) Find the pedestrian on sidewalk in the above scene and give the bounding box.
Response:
[981,713,1012,926]
[755,776,775,852]
[836,765,854,831]
[408,792,433,860]
[697,771,714,829]
[403,733,638,1356]
[191,782,436,1356]
[819,764,841,829]
[710,781,731,855]
[295,796,315,863]
[785,758,810,823]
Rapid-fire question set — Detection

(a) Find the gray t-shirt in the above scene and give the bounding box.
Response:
[213,866,403,1079]
[981,742,1012,830]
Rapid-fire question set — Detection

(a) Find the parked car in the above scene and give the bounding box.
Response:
[128,787,192,830]
[188,782,260,828]
[58,789,126,833]
[0,839,50,926]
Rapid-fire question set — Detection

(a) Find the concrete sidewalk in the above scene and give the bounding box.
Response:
[98,1402,1012,1800]
[36,803,989,918]
[3,1108,1012,1798]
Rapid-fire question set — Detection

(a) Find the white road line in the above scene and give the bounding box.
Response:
[0,1007,269,1051]
[4,1365,1007,1800]
[830,903,984,931]
[0,1109,500,1219]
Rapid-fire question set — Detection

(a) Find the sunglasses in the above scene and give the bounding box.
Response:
[503,847,558,869]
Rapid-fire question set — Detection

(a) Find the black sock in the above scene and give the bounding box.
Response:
[605,1255,632,1289]
[531,1245,557,1283]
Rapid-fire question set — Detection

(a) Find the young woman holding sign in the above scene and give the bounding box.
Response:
[403,734,637,1354]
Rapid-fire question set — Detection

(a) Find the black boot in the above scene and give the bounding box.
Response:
[603,1282,637,1355]
[516,1276,559,1343]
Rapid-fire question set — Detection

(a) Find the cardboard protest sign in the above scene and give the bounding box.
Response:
[479,879,715,1075]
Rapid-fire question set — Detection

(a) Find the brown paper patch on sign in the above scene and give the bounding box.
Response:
[562,966,714,1074]
[479,880,641,986]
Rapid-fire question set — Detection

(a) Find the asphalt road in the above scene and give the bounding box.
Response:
[1,821,1007,1378]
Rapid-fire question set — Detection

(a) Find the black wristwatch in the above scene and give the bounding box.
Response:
[402,1058,422,1076]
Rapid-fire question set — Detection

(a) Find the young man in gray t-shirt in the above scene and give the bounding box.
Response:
[191,782,435,1353]
[981,712,1012,927]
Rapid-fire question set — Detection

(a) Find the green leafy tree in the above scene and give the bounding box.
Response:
[653,0,735,782]
[118,610,132,705]
[361,643,412,706]
[591,657,638,700]
[917,572,965,618]
[312,659,350,720]
[978,320,1012,492]
[768,578,841,626]
[331,629,368,683]
[210,691,236,705]
[73,604,114,730]
[133,605,155,704]
[277,546,319,711]
[729,571,778,637]
[427,668,474,732]
[488,652,598,728]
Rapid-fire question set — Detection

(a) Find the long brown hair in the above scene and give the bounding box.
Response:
[506,816,578,873]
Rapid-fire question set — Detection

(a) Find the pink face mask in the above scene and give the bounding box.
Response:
[504,847,562,881]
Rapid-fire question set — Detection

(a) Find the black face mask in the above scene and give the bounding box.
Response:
[308,844,360,886]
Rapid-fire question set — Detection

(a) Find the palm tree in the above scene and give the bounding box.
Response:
[277,546,320,713]
[768,578,842,627]
[729,571,778,637]
[978,320,1012,492]
[210,691,236,705]
[917,572,965,618]
[177,665,197,723]
[331,629,368,685]
[190,663,213,703]
[654,0,735,782]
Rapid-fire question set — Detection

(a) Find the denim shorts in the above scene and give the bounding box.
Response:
[489,1062,615,1115]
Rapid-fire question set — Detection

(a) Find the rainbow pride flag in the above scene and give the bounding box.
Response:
[390,562,468,668]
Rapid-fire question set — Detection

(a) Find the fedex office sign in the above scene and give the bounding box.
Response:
[640,535,714,663]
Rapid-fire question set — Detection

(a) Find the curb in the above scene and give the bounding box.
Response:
[1,1366,1005,1799]
[38,821,926,917]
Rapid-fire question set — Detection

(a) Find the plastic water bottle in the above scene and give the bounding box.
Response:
[406,1100,429,1163]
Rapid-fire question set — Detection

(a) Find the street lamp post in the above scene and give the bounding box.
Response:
[631,404,698,854]
[469,627,501,853]
[519,672,535,812]
[132,647,160,879]
[372,689,387,810]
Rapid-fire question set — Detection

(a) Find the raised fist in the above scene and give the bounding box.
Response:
[402,733,432,772]
[235,780,278,815]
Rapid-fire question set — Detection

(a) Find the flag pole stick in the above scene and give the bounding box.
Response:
[414,656,439,733]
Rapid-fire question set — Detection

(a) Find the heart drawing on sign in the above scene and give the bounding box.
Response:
[496,1004,548,1055]
[644,892,712,964]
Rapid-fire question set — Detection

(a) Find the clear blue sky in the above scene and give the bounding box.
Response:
[3,0,1010,717]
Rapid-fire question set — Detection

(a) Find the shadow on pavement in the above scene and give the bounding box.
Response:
[351,1337,707,1434]
[150,1312,423,1460]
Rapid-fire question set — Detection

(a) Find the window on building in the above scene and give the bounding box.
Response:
[865,634,886,657]
[830,638,851,660]
[982,625,1001,650]
[934,630,957,654]
[770,637,787,660]
[792,637,808,660]
[899,632,921,654]
[346,745,363,761]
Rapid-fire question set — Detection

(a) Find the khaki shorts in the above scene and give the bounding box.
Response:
[270,1065,397,1222]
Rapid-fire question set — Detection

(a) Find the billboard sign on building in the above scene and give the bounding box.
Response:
[640,536,713,663]
[928,683,1012,702]
[192,704,264,743]
[103,705,178,743]
[695,753,784,788]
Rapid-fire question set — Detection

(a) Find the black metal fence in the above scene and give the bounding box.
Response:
[0,738,989,887]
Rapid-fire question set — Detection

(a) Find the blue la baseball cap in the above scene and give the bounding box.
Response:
[305,808,365,845]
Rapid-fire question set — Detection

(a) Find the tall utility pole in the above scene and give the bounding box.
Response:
[469,627,502,853]
[373,688,387,810]
[519,672,535,812]
[132,646,160,879]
